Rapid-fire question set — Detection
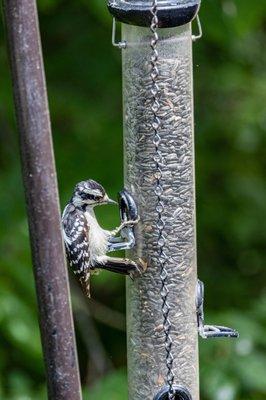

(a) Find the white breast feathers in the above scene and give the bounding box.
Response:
[84,209,109,264]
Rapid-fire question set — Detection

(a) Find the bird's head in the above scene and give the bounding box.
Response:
[71,180,116,208]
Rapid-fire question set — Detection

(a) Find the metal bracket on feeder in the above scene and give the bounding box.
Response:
[112,18,127,49]
[196,280,239,339]
[192,15,202,42]
[108,0,201,28]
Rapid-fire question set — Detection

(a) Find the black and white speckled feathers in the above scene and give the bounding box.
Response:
[62,179,140,298]
[62,203,91,296]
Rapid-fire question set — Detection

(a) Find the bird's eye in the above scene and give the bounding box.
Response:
[80,193,102,201]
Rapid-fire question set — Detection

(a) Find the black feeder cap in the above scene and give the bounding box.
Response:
[108,0,201,28]
[154,385,192,400]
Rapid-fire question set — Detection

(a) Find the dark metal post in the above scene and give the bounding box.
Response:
[2,1,82,399]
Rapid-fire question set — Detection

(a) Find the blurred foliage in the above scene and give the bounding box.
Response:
[0,0,266,399]
[84,369,127,400]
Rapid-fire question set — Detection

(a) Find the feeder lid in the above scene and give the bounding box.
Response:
[108,0,201,28]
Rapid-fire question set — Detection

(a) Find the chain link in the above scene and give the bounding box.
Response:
[150,2,175,399]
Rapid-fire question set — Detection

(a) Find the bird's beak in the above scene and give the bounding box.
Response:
[103,195,117,205]
[107,198,117,205]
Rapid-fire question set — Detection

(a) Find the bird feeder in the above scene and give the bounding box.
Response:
[108,1,238,399]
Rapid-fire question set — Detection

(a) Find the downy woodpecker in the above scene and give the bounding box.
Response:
[62,179,139,297]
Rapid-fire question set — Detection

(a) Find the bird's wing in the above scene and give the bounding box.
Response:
[62,206,91,297]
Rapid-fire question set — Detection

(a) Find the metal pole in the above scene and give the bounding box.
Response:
[106,0,200,395]
[2,1,82,399]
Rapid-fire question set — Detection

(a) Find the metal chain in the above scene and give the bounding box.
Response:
[150,2,175,399]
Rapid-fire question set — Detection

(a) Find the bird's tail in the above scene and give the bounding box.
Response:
[78,272,91,298]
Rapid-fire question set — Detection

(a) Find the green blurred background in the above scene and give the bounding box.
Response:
[0,0,266,399]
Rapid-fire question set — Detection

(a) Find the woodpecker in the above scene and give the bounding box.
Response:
[62,179,139,297]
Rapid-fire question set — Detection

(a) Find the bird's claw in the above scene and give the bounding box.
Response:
[129,258,147,279]
[133,215,141,224]
[122,216,140,228]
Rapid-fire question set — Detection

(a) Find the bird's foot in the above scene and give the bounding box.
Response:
[121,216,140,229]
[111,216,140,237]
[129,258,148,279]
